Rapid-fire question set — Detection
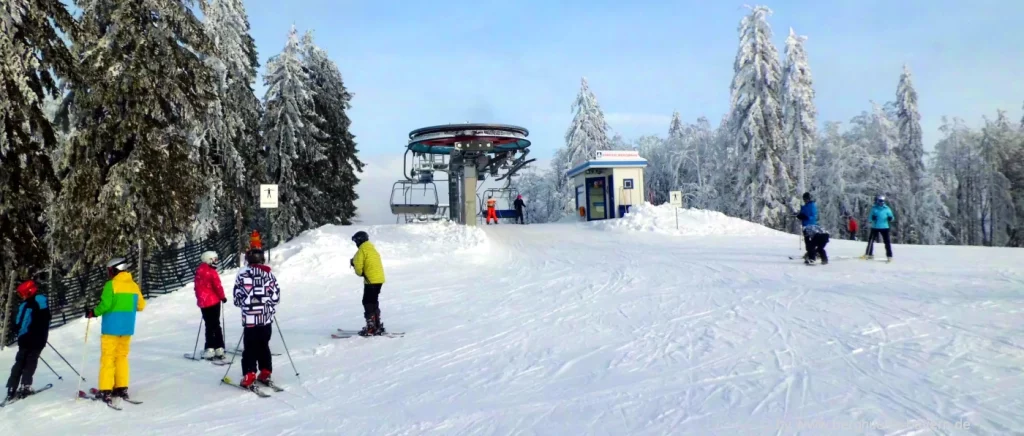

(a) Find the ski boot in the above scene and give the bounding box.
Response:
[861,254,873,260]
[17,384,34,399]
[214,347,226,360]
[5,386,16,403]
[257,369,272,386]
[112,387,130,400]
[239,372,257,389]
[96,389,114,405]
[359,312,386,336]
[202,348,216,360]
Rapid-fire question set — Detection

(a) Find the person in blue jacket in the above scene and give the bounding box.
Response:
[5,280,50,401]
[795,192,818,252]
[864,195,895,260]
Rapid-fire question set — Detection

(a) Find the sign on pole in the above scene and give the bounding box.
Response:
[669,190,683,229]
[260,184,279,209]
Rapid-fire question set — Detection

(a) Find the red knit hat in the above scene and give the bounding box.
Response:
[17,280,37,300]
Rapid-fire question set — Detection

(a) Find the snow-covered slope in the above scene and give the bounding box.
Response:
[592,203,789,237]
[2,216,1023,435]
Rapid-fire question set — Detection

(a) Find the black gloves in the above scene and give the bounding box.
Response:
[222,297,228,303]
[796,213,808,221]
[84,309,95,318]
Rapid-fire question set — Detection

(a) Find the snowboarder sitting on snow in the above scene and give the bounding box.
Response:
[802,225,831,265]
[85,257,146,404]
[513,194,526,224]
[864,195,895,261]
[233,248,280,389]
[194,251,227,360]
[350,231,386,336]
[5,280,50,402]
[794,192,818,251]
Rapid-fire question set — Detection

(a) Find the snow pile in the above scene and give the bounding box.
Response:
[591,202,788,237]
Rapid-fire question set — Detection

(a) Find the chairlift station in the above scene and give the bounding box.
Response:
[391,123,535,226]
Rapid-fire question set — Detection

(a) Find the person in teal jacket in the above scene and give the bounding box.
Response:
[864,195,895,260]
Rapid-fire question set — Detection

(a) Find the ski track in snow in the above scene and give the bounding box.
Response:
[2,220,1023,435]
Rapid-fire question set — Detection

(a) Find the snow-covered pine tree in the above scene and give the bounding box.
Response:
[976,111,1016,246]
[562,77,611,169]
[727,5,792,228]
[635,135,672,204]
[0,0,76,281]
[302,31,363,226]
[260,26,327,242]
[896,65,926,184]
[50,0,214,272]
[933,117,983,245]
[196,0,263,247]
[810,122,872,235]
[782,27,817,196]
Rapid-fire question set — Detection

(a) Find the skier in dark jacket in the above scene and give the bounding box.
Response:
[513,195,526,224]
[5,280,51,401]
[802,225,831,265]
[795,192,818,252]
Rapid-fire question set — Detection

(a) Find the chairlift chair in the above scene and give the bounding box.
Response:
[478,187,521,221]
[391,180,439,222]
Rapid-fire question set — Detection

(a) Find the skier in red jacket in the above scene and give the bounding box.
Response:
[194,251,227,360]
[847,216,858,240]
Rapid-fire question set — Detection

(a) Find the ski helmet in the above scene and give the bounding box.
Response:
[802,192,812,203]
[245,249,264,265]
[351,231,369,247]
[106,257,129,277]
[875,195,886,205]
[200,251,218,265]
[16,280,37,300]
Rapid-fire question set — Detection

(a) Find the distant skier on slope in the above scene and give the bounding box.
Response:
[847,216,858,240]
[350,231,387,336]
[233,248,280,389]
[85,257,146,404]
[486,193,499,225]
[794,192,818,252]
[864,195,895,261]
[5,280,50,402]
[513,194,526,224]
[802,225,831,265]
[194,251,227,360]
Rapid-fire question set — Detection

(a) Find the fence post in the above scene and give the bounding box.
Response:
[1,271,16,350]
[138,238,145,295]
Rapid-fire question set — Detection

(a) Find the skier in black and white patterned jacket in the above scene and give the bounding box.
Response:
[232,248,280,389]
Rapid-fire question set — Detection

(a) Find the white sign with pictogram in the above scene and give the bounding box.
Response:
[260,184,279,209]
[669,191,683,208]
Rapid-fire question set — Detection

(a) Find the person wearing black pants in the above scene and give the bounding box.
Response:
[865,228,893,258]
[864,195,895,261]
[201,305,225,352]
[362,283,382,325]
[7,348,43,399]
[241,324,272,377]
[6,280,50,401]
[513,195,526,224]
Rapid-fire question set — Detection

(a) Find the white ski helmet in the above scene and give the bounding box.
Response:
[106,257,129,277]
[200,251,219,265]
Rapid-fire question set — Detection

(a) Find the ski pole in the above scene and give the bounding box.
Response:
[190,315,202,360]
[47,342,84,381]
[273,315,299,377]
[220,332,244,382]
[221,303,226,354]
[39,356,62,380]
[75,318,91,401]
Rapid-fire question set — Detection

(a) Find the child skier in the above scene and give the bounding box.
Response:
[864,195,895,261]
[5,280,51,401]
[350,231,386,336]
[194,251,227,360]
[802,225,831,265]
[232,248,280,389]
[795,192,818,251]
[85,257,146,403]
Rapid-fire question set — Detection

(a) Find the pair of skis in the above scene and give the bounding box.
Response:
[0,383,53,408]
[220,376,284,398]
[77,387,142,411]
[331,328,405,339]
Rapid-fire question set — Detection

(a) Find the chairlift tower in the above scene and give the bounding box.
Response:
[397,123,535,226]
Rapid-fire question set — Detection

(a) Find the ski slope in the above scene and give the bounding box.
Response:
[2,212,1023,435]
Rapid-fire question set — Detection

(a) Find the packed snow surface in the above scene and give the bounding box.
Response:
[2,215,1023,435]
[593,202,789,237]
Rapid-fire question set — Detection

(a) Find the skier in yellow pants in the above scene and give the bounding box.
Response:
[85,257,146,404]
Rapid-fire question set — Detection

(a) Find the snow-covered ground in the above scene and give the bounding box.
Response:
[2,212,1023,435]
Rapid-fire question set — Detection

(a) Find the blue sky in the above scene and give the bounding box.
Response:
[243,0,1024,161]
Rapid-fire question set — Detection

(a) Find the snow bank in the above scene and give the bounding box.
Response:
[269,221,489,269]
[591,202,787,237]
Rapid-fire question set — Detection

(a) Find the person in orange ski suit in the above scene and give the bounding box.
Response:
[486,194,498,224]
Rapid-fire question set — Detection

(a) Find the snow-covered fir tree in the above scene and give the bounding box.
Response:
[810,122,872,235]
[636,135,673,204]
[896,65,925,185]
[782,27,817,195]
[727,5,792,227]
[975,111,1016,245]
[195,0,263,246]
[51,0,214,272]
[260,26,327,242]
[302,31,363,226]
[561,77,611,170]
[0,0,76,282]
